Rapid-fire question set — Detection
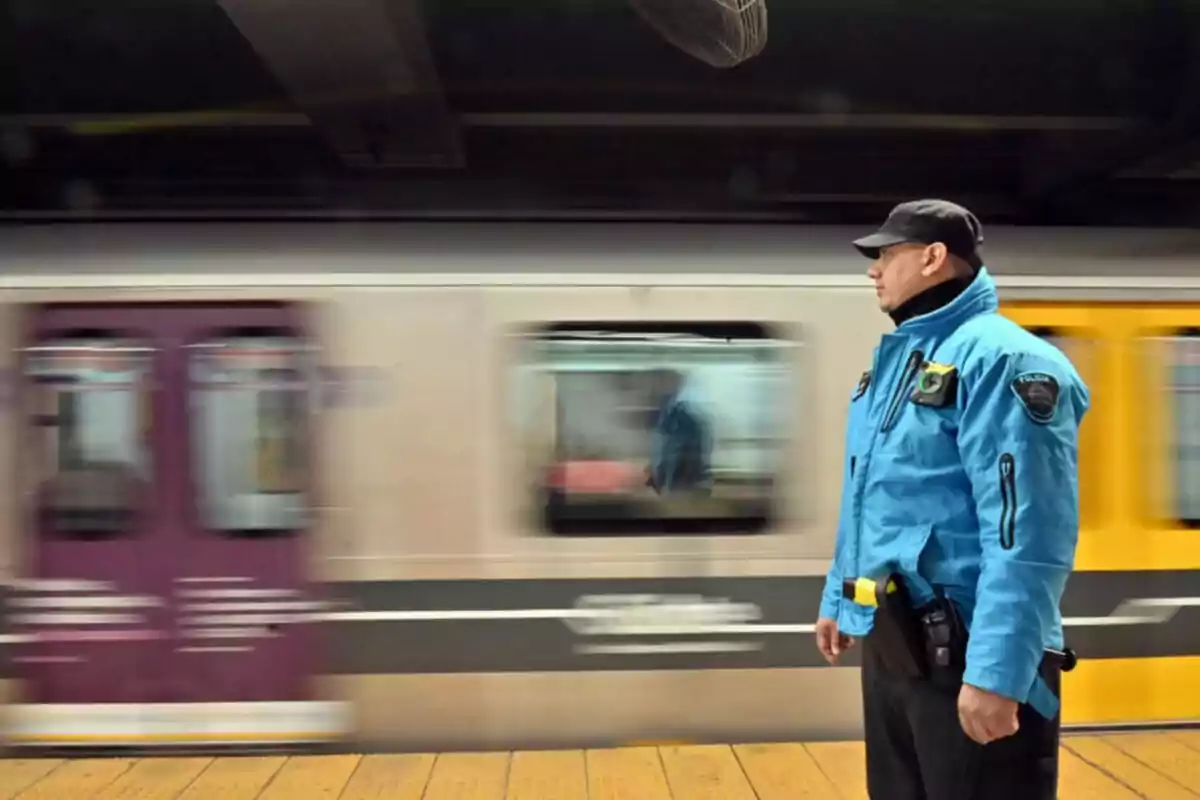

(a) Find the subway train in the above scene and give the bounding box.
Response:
[0,221,1195,752]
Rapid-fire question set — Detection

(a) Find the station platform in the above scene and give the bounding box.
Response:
[0,731,1195,799]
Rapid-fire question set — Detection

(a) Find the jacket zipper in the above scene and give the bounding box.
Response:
[998,453,1016,550]
[880,349,924,432]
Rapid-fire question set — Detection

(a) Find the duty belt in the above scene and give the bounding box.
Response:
[843,575,1075,720]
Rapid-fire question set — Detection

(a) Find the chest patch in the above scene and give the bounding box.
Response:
[910,362,958,408]
[853,370,871,401]
[1011,372,1060,424]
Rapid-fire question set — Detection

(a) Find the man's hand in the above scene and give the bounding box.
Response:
[643,465,660,494]
[958,683,1019,744]
[815,617,855,665]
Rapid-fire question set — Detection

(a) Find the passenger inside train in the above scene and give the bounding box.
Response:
[645,367,713,497]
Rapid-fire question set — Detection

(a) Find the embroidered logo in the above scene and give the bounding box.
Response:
[1011,372,1060,424]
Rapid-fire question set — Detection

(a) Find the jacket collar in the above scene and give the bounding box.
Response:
[894,267,999,335]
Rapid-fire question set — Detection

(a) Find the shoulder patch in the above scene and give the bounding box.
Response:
[1011,371,1060,424]
[853,370,871,401]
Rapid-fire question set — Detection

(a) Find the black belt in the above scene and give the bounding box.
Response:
[845,575,1077,679]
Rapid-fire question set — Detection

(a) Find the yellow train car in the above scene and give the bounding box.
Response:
[1002,302,1200,727]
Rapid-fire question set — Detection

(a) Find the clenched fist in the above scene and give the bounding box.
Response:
[958,683,1019,744]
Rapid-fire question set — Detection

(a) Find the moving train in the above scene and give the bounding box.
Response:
[0,221,1195,752]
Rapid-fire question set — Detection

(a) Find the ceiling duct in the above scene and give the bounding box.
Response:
[628,0,768,68]
[217,0,463,169]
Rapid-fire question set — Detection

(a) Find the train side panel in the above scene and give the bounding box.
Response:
[313,287,491,583]
[314,284,887,747]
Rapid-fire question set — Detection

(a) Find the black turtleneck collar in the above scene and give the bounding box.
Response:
[888,273,975,327]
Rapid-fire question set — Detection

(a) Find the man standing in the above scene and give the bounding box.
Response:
[815,200,1089,799]
[646,368,713,496]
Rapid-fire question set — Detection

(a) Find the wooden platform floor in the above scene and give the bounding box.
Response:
[0,731,1196,799]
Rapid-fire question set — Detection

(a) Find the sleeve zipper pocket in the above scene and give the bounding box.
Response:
[998,453,1016,550]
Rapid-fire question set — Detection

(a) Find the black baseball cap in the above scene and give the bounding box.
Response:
[852,199,984,270]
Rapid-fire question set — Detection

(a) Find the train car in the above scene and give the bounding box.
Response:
[0,222,1196,752]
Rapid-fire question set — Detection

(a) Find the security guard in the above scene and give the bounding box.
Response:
[814,200,1089,799]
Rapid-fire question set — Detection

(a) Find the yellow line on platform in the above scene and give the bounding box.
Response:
[422,753,510,800]
[95,757,213,800]
[804,741,869,800]
[733,743,841,799]
[11,758,135,799]
[1064,736,1194,799]
[1172,730,1200,753]
[0,760,62,800]
[175,756,288,800]
[659,745,758,800]
[339,754,436,800]
[506,751,586,800]
[0,735,1194,799]
[1103,732,1200,793]
[586,747,672,800]
[256,755,361,800]
[1059,747,1143,800]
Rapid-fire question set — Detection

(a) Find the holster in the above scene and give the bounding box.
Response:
[918,593,970,691]
[843,575,928,679]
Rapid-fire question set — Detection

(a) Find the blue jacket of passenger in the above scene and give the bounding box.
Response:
[818,267,1089,719]
[650,386,713,494]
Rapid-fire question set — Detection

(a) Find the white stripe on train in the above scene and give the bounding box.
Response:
[0,597,1194,646]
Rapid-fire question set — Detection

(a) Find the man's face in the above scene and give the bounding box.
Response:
[650,370,681,402]
[866,242,937,313]
[660,371,679,397]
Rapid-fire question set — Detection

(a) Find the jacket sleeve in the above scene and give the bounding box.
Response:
[957,349,1087,703]
[818,531,846,621]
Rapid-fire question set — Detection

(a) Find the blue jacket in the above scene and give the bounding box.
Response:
[818,268,1089,719]
[650,387,713,494]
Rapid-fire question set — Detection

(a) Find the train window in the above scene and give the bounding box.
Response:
[189,331,312,535]
[25,335,153,537]
[513,322,793,535]
[1168,331,1200,527]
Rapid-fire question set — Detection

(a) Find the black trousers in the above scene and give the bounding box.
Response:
[861,629,1061,800]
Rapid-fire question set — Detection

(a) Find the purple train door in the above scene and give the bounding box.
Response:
[12,302,336,745]
[173,304,317,704]
[15,309,163,706]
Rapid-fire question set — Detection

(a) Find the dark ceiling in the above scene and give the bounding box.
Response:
[3,0,1200,225]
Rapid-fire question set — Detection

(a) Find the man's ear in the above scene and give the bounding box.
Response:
[920,243,949,277]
